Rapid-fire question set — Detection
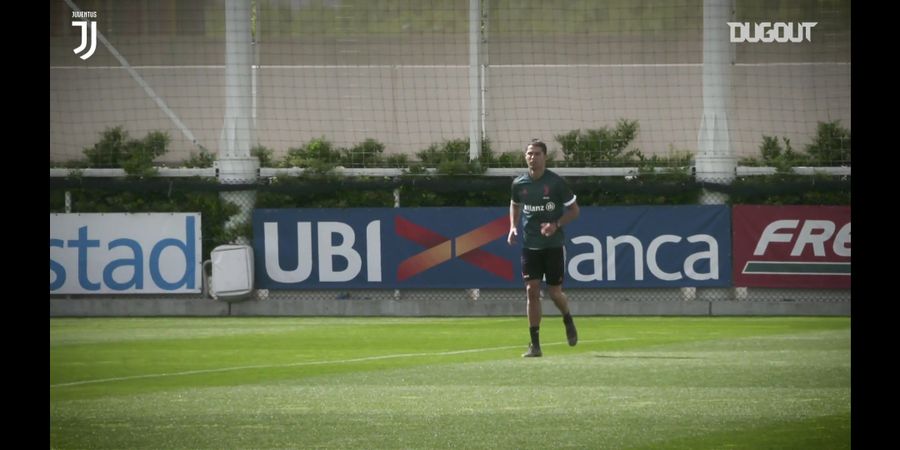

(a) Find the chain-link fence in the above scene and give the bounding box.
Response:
[49,172,851,311]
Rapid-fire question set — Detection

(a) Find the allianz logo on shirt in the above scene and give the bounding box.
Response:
[524,202,556,212]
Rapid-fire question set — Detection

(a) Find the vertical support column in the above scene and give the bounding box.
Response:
[467,0,484,301]
[468,0,483,161]
[695,0,735,302]
[251,0,259,137]
[696,0,735,196]
[217,0,259,245]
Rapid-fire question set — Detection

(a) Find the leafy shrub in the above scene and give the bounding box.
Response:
[738,136,810,173]
[279,137,341,175]
[385,153,409,168]
[82,126,170,177]
[342,138,385,168]
[806,120,851,165]
[251,145,276,167]
[183,148,215,168]
[739,120,851,170]
[416,138,490,175]
[555,119,641,167]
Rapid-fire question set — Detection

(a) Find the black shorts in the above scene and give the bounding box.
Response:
[521,247,565,286]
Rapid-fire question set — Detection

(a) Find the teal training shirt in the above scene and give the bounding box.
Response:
[510,169,576,249]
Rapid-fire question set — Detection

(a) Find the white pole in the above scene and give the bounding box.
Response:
[468,0,483,161]
[218,0,259,243]
[695,0,736,302]
[696,0,735,195]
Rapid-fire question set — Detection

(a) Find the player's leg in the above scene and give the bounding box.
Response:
[547,284,577,346]
[523,279,543,356]
[521,249,544,357]
[545,247,577,346]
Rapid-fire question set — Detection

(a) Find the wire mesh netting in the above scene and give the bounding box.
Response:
[50,0,850,307]
[51,0,850,167]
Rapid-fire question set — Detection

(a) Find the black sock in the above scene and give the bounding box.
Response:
[563,313,574,325]
[529,326,540,347]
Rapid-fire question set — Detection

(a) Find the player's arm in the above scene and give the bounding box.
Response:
[544,194,579,236]
[508,200,521,245]
[556,179,579,230]
[557,197,580,229]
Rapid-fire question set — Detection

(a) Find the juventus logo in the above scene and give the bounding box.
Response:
[72,20,97,60]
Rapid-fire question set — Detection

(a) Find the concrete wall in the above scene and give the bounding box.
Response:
[49,62,850,165]
[50,20,850,165]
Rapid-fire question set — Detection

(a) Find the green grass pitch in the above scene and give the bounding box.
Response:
[50,316,850,449]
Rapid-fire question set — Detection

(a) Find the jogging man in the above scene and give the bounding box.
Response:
[507,139,579,357]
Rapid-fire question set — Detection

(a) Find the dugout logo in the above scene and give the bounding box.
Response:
[727,22,816,43]
[72,10,98,60]
[395,215,513,281]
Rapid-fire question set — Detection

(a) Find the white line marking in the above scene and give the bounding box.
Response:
[50,338,632,388]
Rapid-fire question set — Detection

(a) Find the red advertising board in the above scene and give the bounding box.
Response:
[732,205,850,288]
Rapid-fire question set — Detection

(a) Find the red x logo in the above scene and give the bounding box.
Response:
[395,216,513,281]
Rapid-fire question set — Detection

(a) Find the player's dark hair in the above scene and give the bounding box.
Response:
[527,139,547,155]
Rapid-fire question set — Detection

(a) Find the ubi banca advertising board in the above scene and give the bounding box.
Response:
[253,205,732,289]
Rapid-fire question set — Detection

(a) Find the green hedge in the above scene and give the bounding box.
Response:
[50,122,850,258]
[722,174,850,205]
[49,178,242,261]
